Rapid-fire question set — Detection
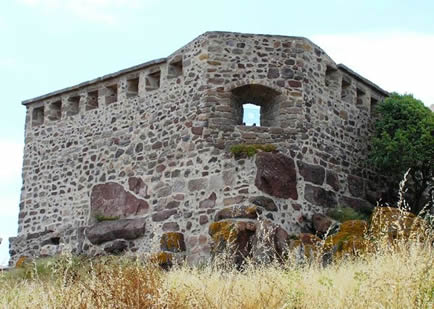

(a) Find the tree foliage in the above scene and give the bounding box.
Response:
[369,93,434,213]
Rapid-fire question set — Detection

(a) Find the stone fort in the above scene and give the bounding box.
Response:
[10,31,388,265]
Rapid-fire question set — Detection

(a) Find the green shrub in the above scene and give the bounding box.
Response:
[2,257,58,281]
[327,206,370,222]
[369,93,433,213]
[230,144,276,158]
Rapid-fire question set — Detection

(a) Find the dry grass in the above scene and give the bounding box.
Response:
[0,238,432,309]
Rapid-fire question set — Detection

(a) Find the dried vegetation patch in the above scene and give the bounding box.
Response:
[0,237,432,309]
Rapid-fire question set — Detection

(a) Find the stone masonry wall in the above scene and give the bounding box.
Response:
[9,32,387,265]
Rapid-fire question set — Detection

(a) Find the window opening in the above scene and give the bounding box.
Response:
[105,84,118,104]
[48,100,62,121]
[242,103,261,126]
[146,70,161,91]
[370,97,379,116]
[127,77,139,97]
[67,95,80,116]
[325,66,338,87]
[341,77,351,101]
[86,90,99,111]
[50,237,60,245]
[231,84,280,127]
[356,88,366,105]
[168,58,183,79]
[32,106,44,127]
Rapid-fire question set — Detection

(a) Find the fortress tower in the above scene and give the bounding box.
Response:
[10,31,388,265]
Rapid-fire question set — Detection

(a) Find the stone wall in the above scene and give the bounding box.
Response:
[9,31,388,265]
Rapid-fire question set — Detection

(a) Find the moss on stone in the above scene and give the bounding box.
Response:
[289,234,322,259]
[323,220,373,259]
[209,221,237,242]
[339,220,368,237]
[149,252,173,265]
[160,233,185,252]
[337,235,372,258]
[370,207,428,241]
[245,205,258,216]
[298,233,322,246]
[230,144,276,158]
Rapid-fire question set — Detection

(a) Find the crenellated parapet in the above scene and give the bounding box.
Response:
[24,56,189,128]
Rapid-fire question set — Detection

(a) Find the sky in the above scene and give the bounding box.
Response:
[1,0,434,265]
[243,104,261,126]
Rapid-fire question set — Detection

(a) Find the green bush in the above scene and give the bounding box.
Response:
[369,93,433,213]
[2,257,61,281]
[327,206,370,222]
[230,144,276,158]
[1,255,107,283]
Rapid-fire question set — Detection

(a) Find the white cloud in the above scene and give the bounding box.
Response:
[311,32,434,107]
[17,0,148,24]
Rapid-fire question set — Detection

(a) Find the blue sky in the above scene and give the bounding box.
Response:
[243,104,261,126]
[1,0,433,265]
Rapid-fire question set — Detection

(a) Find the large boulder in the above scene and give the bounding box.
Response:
[160,232,186,253]
[103,240,129,254]
[339,196,373,215]
[311,213,333,236]
[128,177,148,198]
[326,170,340,192]
[289,233,322,260]
[208,220,256,257]
[298,233,322,246]
[323,220,371,260]
[304,184,337,208]
[255,152,298,199]
[325,233,372,260]
[250,220,291,263]
[297,161,325,185]
[149,252,173,271]
[90,182,149,221]
[214,205,261,221]
[347,175,365,198]
[86,218,146,245]
[339,220,368,236]
[208,219,291,266]
[249,196,278,211]
[370,207,428,241]
[291,220,370,263]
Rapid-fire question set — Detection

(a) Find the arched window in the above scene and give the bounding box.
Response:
[231,84,281,127]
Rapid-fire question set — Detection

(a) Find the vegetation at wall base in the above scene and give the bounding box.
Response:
[327,206,371,222]
[1,210,432,308]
